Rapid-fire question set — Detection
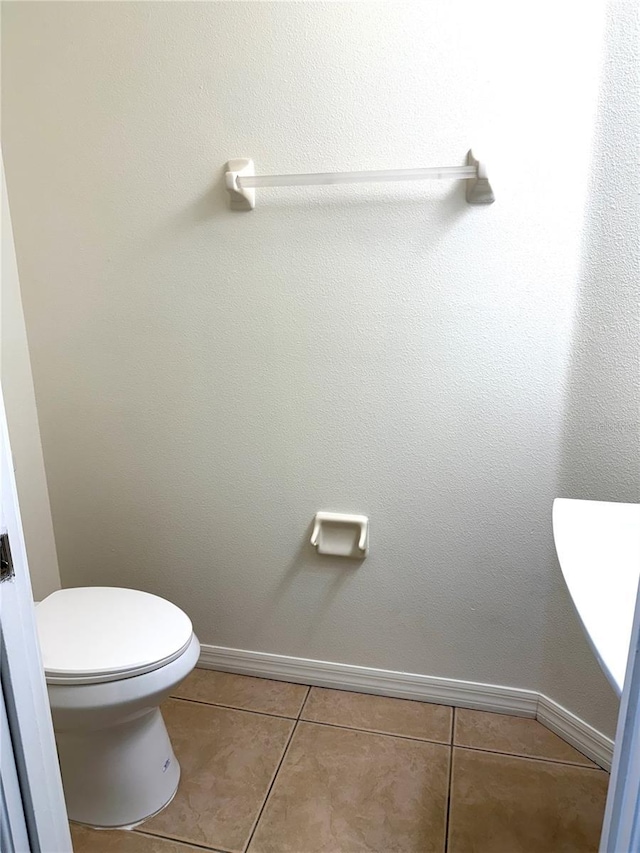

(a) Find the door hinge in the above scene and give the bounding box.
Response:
[0,532,15,582]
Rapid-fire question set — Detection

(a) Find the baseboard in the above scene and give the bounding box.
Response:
[199,644,541,711]
[537,694,614,771]
[198,643,614,770]
[198,644,538,716]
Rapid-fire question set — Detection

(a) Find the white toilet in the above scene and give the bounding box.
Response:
[35,586,200,829]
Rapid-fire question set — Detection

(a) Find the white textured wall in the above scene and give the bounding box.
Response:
[541,0,640,725]
[1,166,61,600]
[2,1,636,736]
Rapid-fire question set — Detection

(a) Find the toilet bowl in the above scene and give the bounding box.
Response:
[36,587,200,829]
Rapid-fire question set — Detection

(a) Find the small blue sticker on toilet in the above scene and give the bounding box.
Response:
[163,758,171,773]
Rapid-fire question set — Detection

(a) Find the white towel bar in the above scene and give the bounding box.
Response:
[225,149,494,210]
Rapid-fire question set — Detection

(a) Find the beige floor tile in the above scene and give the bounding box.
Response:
[142,699,293,853]
[301,686,452,743]
[70,824,204,852]
[248,720,450,853]
[448,747,609,853]
[454,708,596,766]
[173,669,308,717]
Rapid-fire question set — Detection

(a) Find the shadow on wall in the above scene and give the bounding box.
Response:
[163,170,469,251]
[244,520,363,651]
[558,1,640,503]
[544,0,640,737]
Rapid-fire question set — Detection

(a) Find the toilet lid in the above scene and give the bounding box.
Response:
[36,587,194,684]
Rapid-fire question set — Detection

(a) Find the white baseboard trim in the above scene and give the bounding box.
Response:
[537,694,614,771]
[197,644,613,770]
[198,644,538,716]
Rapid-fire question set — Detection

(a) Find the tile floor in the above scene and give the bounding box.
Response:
[71,669,609,853]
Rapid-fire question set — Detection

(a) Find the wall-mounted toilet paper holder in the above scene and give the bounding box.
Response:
[310,512,369,558]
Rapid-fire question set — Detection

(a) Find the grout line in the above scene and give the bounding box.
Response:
[452,743,606,770]
[135,828,229,852]
[242,719,300,853]
[194,666,315,691]
[171,688,600,770]
[282,718,604,770]
[297,685,312,719]
[295,718,453,747]
[443,709,455,853]
[169,695,298,721]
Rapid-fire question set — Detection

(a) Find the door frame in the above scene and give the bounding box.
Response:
[1,680,30,853]
[0,393,71,852]
[600,572,640,851]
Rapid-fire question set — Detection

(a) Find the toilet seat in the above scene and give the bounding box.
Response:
[36,587,194,685]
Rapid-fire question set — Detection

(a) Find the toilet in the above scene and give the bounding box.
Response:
[35,586,200,829]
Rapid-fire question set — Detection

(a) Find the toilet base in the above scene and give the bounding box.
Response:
[57,707,180,828]
[71,783,179,832]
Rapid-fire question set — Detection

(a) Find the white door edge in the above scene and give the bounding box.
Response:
[1,391,71,851]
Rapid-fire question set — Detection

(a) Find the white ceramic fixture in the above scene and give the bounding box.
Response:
[310,512,369,558]
[224,150,495,210]
[36,587,199,828]
[552,499,640,695]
